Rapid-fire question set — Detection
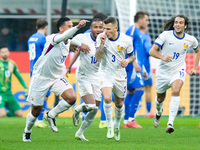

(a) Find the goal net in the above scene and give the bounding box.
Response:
[115,0,200,116]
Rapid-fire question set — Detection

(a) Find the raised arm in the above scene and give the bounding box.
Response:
[54,20,89,44]
[95,33,107,62]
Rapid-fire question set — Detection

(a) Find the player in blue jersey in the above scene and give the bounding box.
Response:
[123,11,150,128]
[27,19,50,128]
[140,16,155,119]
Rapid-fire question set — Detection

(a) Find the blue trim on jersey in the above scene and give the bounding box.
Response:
[64,41,69,45]
[194,46,199,50]
[109,32,120,41]
[173,30,185,39]
[127,50,134,55]
[44,44,54,56]
[154,42,161,47]
[90,33,96,42]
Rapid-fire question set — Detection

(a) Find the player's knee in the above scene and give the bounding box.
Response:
[172,90,180,96]
[65,93,76,105]
[103,96,112,103]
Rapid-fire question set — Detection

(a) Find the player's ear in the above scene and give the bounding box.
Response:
[59,26,63,32]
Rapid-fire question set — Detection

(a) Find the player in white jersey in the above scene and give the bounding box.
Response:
[67,18,104,141]
[23,17,90,142]
[149,15,200,134]
[95,17,135,141]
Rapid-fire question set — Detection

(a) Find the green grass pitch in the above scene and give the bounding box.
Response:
[0,117,199,150]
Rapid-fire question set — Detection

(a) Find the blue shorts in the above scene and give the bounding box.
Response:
[144,72,153,86]
[127,69,144,91]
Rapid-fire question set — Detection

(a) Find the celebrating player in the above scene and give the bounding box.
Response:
[23,17,90,142]
[149,15,200,133]
[95,17,135,141]
[69,18,104,141]
[28,18,50,128]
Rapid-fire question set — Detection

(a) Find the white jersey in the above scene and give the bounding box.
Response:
[33,34,70,79]
[73,33,100,82]
[155,30,198,74]
[96,32,133,79]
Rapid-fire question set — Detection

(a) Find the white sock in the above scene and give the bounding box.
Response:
[103,102,113,127]
[123,120,128,124]
[24,112,37,133]
[114,105,124,128]
[77,107,98,135]
[75,103,95,113]
[48,99,71,118]
[168,96,180,126]
[155,96,164,116]
[128,117,135,122]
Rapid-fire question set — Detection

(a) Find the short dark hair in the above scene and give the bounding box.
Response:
[0,45,8,50]
[91,18,103,24]
[162,14,189,31]
[93,13,107,21]
[104,17,118,25]
[56,17,71,31]
[134,11,149,23]
[36,19,48,29]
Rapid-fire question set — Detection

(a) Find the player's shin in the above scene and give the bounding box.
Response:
[103,102,113,127]
[24,112,37,133]
[114,105,124,128]
[168,96,180,126]
[48,99,71,118]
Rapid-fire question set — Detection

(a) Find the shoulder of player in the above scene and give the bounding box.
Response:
[8,59,17,66]
[120,32,132,40]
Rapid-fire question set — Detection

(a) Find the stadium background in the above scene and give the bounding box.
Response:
[0,0,200,117]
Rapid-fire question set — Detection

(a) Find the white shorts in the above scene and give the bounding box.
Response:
[100,72,127,98]
[156,69,186,94]
[27,75,72,106]
[76,74,101,101]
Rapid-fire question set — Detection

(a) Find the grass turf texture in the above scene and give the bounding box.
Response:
[0,117,199,150]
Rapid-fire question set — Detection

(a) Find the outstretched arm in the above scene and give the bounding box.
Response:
[54,20,90,44]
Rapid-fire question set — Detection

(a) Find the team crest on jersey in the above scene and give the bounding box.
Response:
[183,43,188,51]
[184,43,188,49]
[100,81,103,85]
[117,45,124,51]
[83,89,86,92]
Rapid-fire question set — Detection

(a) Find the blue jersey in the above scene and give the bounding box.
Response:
[141,32,152,74]
[125,25,144,72]
[125,25,145,90]
[28,32,46,76]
